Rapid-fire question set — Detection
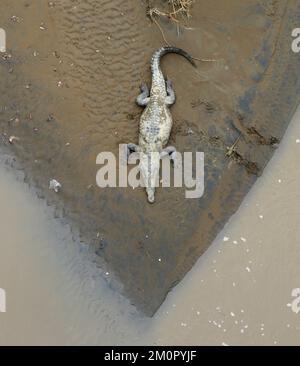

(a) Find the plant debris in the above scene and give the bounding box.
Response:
[49,179,62,193]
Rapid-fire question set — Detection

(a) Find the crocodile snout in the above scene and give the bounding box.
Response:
[146,187,155,203]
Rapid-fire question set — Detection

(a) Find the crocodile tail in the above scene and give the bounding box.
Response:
[150,46,197,74]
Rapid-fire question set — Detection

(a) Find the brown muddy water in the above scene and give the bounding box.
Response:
[1,0,300,318]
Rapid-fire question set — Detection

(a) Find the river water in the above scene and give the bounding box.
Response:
[1,105,300,346]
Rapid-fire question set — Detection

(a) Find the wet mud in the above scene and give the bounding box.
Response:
[1,0,300,315]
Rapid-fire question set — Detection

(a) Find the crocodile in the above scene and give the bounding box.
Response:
[126,46,196,203]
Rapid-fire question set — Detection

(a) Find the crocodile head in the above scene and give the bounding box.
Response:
[139,151,160,203]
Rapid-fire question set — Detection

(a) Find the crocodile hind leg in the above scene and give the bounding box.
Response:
[126,143,139,160]
[165,79,176,106]
[136,83,150,107]
[161,146,178,167]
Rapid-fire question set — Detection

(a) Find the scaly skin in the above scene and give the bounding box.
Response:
[127,47,196,203]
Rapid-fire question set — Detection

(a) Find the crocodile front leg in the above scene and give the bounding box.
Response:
[136,83,150,107]
[161,145,178,166]
[160,146,180,168]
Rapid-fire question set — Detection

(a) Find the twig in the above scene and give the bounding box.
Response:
[172,0,180,37]
[151,15,171,46]
[226,134,242,157]
[192,56,218,63]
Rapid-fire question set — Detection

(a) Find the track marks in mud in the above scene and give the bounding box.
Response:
[56,0,151,151]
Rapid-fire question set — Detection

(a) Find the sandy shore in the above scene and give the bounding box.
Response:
[1,105,300,346]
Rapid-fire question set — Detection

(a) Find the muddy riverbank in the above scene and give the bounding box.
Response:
[1,0,300,315]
